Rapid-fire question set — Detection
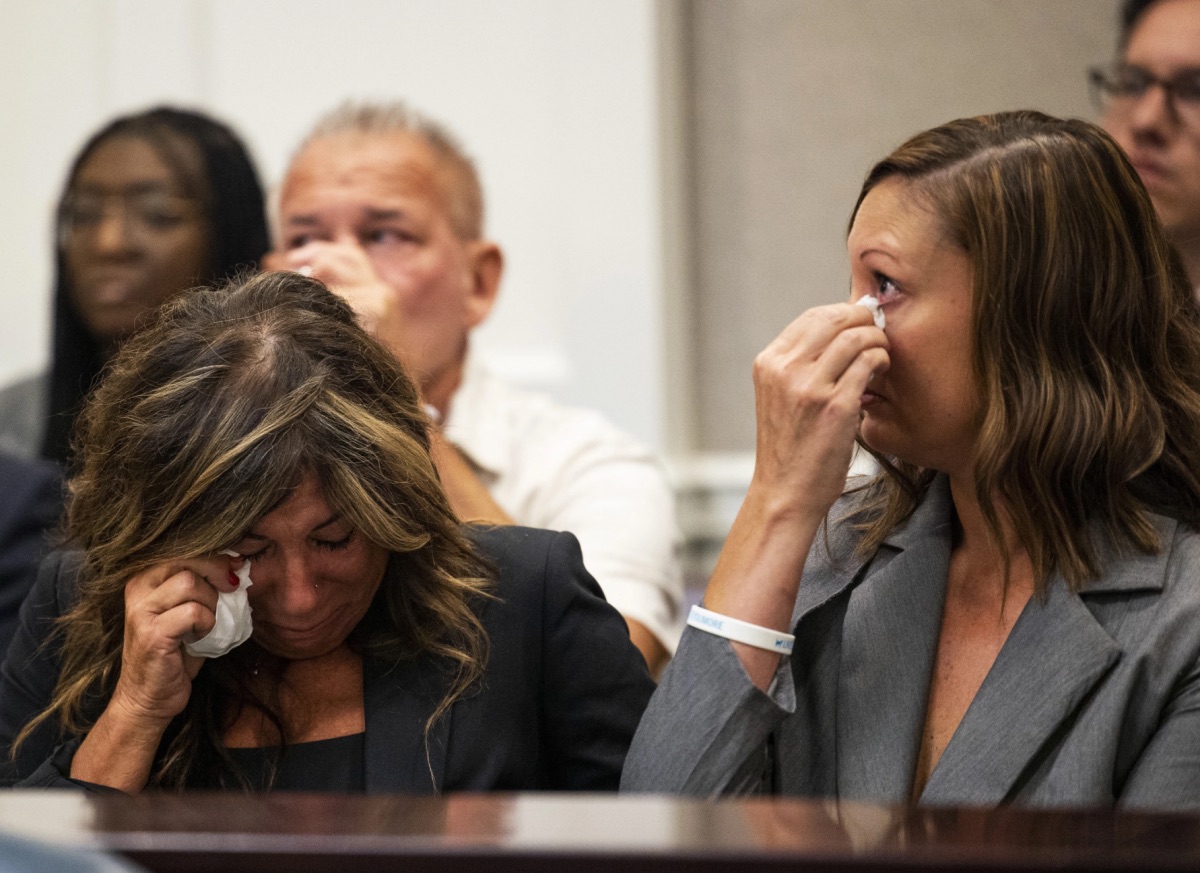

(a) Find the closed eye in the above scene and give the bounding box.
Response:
[238,544,268,562]
[314,531,354,551]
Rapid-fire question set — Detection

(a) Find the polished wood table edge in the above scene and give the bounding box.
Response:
[0,790,1196,873]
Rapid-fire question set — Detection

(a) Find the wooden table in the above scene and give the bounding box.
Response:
[0,792,1196,872]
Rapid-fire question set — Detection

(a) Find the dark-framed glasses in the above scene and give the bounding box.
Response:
[1088,62,1200,125]
[58,190,206,245]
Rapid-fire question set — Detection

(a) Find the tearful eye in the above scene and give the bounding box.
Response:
[874,273,901,303]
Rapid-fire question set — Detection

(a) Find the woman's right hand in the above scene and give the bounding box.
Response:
[71,555,239,791]
[109,557,240,724]
[747,301,890,526]
[703,302,888,689]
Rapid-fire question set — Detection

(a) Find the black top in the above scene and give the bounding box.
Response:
[227,733,366,792]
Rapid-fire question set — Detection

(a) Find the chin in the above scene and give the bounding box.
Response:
[255,631,346,662]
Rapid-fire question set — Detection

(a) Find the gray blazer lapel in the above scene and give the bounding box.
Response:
[834,529,951,802]
[796,476,954,803]
[363,655,452,794]
[918,516,1176,806]
[919,575,1122,806]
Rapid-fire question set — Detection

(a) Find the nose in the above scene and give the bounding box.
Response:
[266,553,323,618]
[92,207,136,256]
[1128,82,1177,138]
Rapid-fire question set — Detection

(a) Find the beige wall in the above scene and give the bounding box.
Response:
[681,0,1123,452]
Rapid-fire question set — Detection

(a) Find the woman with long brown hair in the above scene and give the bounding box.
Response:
[623,110,1200,808]
[0,270,652,791]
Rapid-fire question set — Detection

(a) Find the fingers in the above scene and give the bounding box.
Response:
[756,304,888,399]
[127,555,240,605]
[813,323,890,388]
[272,241,378,289]
[766,302,880,363]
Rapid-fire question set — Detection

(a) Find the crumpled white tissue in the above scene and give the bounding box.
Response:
[184,549,253,658]
[856,295,886,330]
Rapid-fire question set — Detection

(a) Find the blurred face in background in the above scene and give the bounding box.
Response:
[1101,0,1200,254]
[276,131,496,395]
[62,135,212,348]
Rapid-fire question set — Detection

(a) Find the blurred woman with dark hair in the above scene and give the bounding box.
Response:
[0,106,269,465]
[624,110,1200,809]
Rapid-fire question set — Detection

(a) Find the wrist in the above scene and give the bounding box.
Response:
[106,688,178,738]
[740,479,829,538]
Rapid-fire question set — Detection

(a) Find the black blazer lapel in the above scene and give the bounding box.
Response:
[363,654,452,794]
[919,577,1121,806]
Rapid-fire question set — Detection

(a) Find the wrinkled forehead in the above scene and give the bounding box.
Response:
[279,131,452,219]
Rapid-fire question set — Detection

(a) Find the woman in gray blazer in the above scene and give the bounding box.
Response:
[622,111,1200,809]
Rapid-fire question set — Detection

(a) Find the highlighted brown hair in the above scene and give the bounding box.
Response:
[18,271,491,788]
[848,111,1200,593]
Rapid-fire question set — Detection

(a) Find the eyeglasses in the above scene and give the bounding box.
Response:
[1088,62,1200,126]
[58,191,206,245]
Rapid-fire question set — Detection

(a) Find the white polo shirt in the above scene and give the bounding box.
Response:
[444,355,684,652]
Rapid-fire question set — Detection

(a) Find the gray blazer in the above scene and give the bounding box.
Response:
[622,475,1200,809]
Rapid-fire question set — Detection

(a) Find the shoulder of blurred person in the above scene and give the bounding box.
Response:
[0,453,61,657]
[444,354,684,655]
[0,372,49,460]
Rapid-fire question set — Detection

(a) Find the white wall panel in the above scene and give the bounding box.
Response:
[0,0,670,449]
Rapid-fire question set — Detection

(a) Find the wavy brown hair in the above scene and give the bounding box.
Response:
[847,111,1200,593]
[17,271,492,788]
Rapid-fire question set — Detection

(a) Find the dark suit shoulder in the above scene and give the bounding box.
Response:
[466,524,567,572]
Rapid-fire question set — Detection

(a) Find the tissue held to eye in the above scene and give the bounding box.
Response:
[856,295,886,330]
[183,551,253,659]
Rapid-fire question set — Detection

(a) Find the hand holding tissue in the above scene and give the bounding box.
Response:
[183,550,253,659]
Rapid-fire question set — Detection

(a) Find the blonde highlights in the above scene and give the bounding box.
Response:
[17,271,492,787]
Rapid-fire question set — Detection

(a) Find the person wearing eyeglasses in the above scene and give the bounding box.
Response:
[1090,0,1200,292]
[0,108,269,466]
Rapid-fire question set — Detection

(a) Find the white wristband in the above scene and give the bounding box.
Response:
[687,605,795,655]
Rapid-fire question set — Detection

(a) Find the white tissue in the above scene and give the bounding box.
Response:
[183,550,253,659]
[857,295,886,330]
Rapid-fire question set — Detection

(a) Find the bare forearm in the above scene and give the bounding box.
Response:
[703,485,825,690]
[70,700,169,792]
[429,429,514,525]
[625,617,670,677]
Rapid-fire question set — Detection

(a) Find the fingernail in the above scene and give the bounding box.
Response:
[228,570,240,588]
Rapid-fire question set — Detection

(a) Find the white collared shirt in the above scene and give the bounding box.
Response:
[444,355,684,652]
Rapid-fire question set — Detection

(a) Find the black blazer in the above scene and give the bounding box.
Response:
[0,454,61,656]
[0,525,655,791]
